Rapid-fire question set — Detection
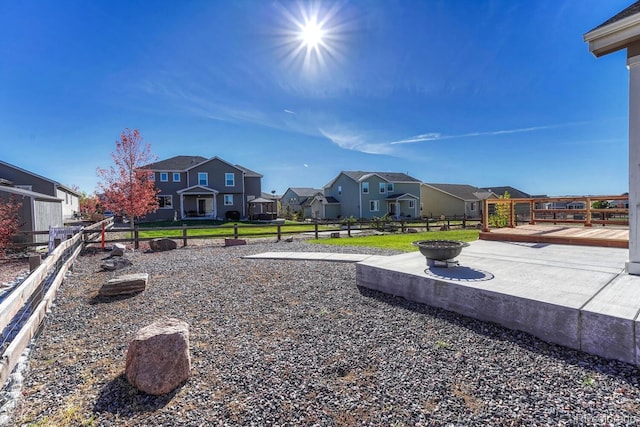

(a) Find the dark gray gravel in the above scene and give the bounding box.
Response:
[12,240,640,426]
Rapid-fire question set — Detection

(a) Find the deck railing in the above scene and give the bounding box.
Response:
[482,195,629,232]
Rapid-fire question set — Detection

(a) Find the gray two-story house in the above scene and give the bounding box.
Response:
[323,171,421,220]
[144,155,263,221]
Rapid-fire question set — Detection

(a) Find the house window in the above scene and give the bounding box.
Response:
[149,173,155,181]
[409,200,415,208]
[198,172,208,186]
[379,183,386,194]
[160,172,168,182]
[362,182,369,194]
[338,185,342,195]
[225,173,235,187]
[158,195,173,209]
[173,173,180,182]
[370,200,379,212]
[470,202,476,211]
[387,183,394,192]
[224,194,233,205]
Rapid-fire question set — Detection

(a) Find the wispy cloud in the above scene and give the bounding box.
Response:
[284,109,296,114]
[319,128,394,155]
[390,124,572,145]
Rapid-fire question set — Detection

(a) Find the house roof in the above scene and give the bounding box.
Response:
[324,171,421,188]
[386,193,419,200]
[235,164,263,178]
[589,1,640,32]
[248,197,273,204]
[481,186,530,199]
[343,171,421,183]
[176,185,219,194]
[584,1,640,57]
[0,185,62,202]
[0,160,81,197]
[287,187,323,197]
[146,156,207,171]
[424,183,488,201]
[261,192,280,200]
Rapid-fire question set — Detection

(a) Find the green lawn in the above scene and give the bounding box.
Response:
[309,229,479,251]
[137,222,336,239]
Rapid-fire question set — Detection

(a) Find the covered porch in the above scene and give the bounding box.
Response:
[177,185,218,220]
[386,193,419,219]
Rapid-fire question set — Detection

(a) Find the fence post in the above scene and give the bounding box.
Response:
[277,225,281,241]
[401,221,405,233]
[182,224,188,247]
[134,226,139,250]
[462,215,466,229]
[585,198,592,227]
[347,222,351,237]
[101,222,105,250]
[234,223,238,239]
[426,218,430,232]
[315,222,319,239]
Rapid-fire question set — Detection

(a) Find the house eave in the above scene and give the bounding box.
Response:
[584,13,640,57]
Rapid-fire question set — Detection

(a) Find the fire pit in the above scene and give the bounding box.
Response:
[412,240,466,267]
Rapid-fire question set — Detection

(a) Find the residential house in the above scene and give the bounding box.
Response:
[421,183,496,219]
[280,188,323,218]
[144,155,263,221]
[481,186,531,199]
[323,171,421,220]
[0,160,80,222]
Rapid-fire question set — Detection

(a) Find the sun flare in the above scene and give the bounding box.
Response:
[300,19,325,49]
[275,2,349,74]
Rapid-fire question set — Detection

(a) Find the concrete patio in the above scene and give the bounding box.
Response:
[355,240,640,366]
[247,239,640,366]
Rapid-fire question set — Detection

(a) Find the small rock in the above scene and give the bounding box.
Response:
[149,238,178,252]
[99,273,148,297]
[125,318,191,395]
[101,257,133,271]
[407,228,418,233]
[111,243,127,257]
[224,238,246,247]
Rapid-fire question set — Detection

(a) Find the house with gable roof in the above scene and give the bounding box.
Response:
[323,171,421,220]
[420,183,496,219]
[280,187,323,218]
[144,155,263,221]
[0,160,82,243]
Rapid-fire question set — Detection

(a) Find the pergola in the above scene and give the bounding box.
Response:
[584,1,640,274]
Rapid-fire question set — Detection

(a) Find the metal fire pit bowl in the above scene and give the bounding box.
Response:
[412,240,465,262]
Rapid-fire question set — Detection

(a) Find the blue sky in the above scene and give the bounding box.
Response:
[0,0,633,196]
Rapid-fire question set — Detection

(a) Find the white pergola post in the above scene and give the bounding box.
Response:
[584,7,640,275]
[627,50,640,274]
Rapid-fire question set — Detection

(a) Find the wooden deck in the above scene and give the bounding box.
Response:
[479,225,629,248]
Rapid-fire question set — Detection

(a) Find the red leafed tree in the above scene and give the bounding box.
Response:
[0,196,23,256]
[97,129,159,228]
[79,194,100,216]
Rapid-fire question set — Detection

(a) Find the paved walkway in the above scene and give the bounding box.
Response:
[244,252,385,263]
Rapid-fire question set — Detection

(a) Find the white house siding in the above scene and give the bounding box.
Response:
[34,199,64,243]
[56,188,80,221]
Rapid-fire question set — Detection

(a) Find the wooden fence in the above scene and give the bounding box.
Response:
[84,217,483,248]
[0,221,106,388]
[482,195,629,232]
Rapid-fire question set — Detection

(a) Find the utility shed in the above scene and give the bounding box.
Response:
[0,185,63,244]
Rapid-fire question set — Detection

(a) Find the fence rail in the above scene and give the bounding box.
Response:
[0,220,107,388]
[482,195,629,232]
[84,217,483,248]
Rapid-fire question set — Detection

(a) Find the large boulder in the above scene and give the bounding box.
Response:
[149,238,177,252]
[99,273,148,297]
[125,318,191,395]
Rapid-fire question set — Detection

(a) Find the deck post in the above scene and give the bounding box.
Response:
[529,199,535,225]
[482,199,490,232]
[585,198,592,227]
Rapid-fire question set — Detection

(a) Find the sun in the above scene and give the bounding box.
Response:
[300,19,325,50]
[274,2,349,74]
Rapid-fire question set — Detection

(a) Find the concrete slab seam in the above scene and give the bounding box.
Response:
[577,272,626,353]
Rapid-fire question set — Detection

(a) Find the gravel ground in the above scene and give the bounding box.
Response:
[10,239,640,426]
